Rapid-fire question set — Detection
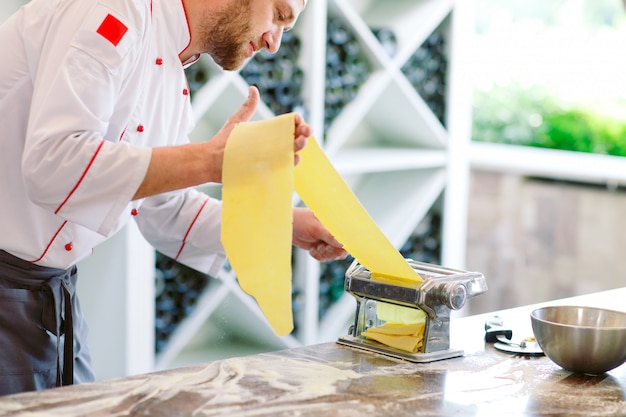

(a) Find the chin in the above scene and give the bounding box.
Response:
[221,62,244,72]
[211,54,247,72]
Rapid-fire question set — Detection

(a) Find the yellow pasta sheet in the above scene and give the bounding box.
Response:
[221,115,295,336]
[363,303,427,353]
[222,114,422,336]
[377,302,426,324]
[293,131,421,285]
[362,321,425,353]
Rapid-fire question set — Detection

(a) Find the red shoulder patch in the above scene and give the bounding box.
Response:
[96,14,128,47]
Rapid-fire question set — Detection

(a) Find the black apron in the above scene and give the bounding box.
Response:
[0,250,95,396]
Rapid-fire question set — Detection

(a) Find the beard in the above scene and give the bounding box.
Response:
[202,0,253,71]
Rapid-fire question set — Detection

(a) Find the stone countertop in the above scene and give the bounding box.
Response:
[2,288,626,416]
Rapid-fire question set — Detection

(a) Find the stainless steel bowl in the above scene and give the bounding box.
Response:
[531,306,626,375]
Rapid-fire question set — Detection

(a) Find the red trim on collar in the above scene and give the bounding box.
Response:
[182,54,200,69]
[178,0,193,58]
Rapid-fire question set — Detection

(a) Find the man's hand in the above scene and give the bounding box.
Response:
[206,86,309,182]
[134,86,310,200]
[204,86,261,184]
[292,207,348,262]
[293,113,310,166]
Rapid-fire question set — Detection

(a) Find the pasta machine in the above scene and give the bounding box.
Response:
[337,259,488,362]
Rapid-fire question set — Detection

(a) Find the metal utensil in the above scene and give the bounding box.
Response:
[493,334,543,355]
[531,306,626,374]
[337,259,488,362]
[496,334,527,348]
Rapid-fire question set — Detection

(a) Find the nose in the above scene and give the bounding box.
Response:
[262,27,283,54]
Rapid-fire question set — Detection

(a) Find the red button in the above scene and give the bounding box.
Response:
[137,125,144,132]
[182,89,189,96]
[65,243,73,251]
[155,57,163,65]
[131,208,138,216]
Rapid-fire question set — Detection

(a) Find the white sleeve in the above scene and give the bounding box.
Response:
[22,2,152,237]
[134,189,227,277]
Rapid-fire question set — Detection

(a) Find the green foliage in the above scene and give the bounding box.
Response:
[472,84,626,157]
[472,83,549,146]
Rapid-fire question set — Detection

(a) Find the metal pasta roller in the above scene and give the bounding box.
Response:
[337,259,488,362]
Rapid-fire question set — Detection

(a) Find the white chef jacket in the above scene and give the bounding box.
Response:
[0,0,226,276]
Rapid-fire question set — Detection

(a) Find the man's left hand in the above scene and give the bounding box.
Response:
[292,207,348,262]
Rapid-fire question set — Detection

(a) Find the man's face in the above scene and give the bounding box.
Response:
[201,0,252,70]
[200,0,305,71]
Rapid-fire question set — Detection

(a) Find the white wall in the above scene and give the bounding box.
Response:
[78,224,155,381]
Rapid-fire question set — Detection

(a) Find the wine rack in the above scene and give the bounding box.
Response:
[402,26,448,126]
[72,0,474,378]
[324,15,372,132]
[154,252,211,353]
[240,31,305,117]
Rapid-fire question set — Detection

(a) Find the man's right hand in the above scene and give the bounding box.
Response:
[133,85,312,200]
[205,86,261,183]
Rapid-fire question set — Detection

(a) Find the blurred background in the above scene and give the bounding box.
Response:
[473,0,626,152]
[467,0,626,314]
[1,0,625,379]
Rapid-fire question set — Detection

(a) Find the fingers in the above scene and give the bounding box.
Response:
[293,113,309,159]
[293,112,310,137]
[322,233,344,249]
[308,243,349,262]
[228,86,260,125]
[292,207,348,261]
[294,135,307,154]
[296,121,311,138]
[317,242,348,259]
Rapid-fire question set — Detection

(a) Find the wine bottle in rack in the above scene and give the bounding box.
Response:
[318,255,354,319]
[154,252,211,353]
[401,28,448,126]
[239,30,305,117]
[399,209,442,265]
[324,15,371,133]
[372,27,398,58]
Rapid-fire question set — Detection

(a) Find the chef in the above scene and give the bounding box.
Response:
[0,0,345,396]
